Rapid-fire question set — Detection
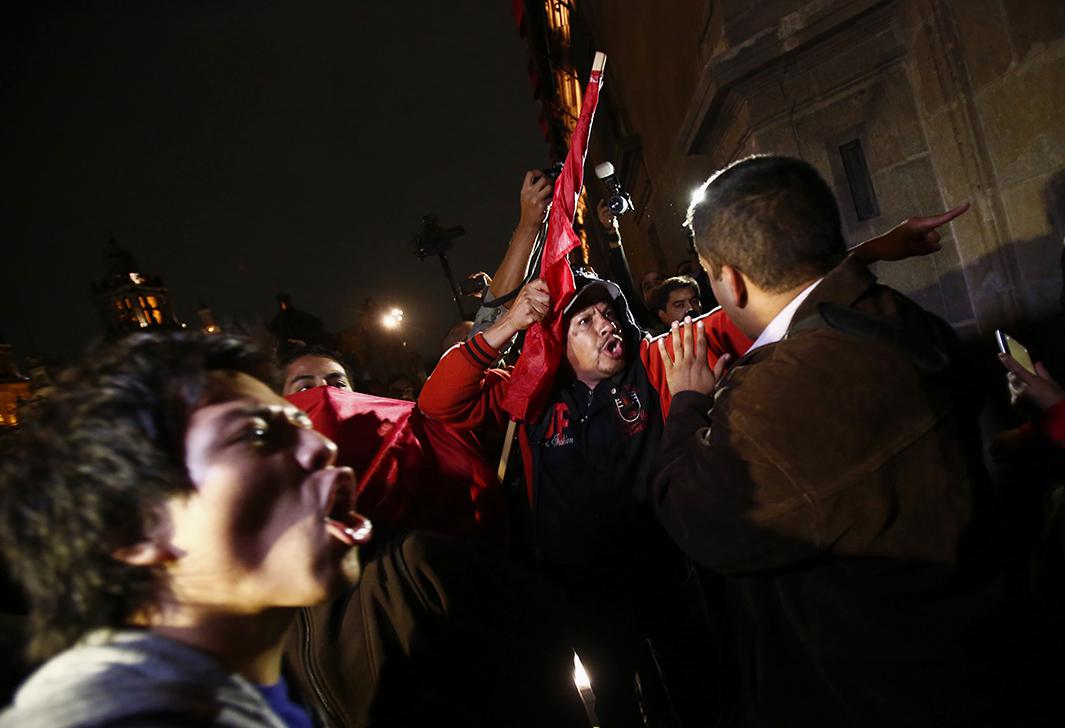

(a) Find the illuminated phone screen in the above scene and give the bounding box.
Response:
[1003,334,1036,374]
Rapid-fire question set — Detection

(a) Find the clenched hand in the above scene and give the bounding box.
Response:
[483,278,551,351]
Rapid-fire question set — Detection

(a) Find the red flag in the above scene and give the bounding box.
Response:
[502,52,606,422]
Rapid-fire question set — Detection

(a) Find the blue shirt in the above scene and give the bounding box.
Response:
[254,676,313,728]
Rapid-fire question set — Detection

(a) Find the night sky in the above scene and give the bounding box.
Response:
[1,1,547,366]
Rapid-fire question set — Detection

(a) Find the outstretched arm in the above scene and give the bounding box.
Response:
[597,199,651,326]
[848,202,970,264]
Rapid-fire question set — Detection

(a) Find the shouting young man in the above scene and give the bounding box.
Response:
[0,332,372,727]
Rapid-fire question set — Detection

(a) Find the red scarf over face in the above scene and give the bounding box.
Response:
[287,387,507,545]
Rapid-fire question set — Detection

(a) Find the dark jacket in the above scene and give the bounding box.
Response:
[284,532,588,728]
[419,309,748,575]
[653,257,1005,727]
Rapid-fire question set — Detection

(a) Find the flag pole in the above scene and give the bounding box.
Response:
[592,51,606,74]
[501,50,607,425]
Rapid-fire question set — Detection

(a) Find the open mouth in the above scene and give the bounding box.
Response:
[601,335,624,359]
[323,473,373,547]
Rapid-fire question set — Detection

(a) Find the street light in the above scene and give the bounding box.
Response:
[381,307,404,330]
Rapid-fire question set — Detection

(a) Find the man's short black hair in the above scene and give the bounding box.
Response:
[276,341,350,388]
[276,340,346,372]
[686,155,847,293]
[653,276,700,313]
[0,332,267,660]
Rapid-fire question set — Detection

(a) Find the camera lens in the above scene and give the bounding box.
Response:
[607,195,630,215]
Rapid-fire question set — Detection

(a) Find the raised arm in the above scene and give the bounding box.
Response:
[486,171,553,303]
[420,280,551,431]
[597,199,659,329]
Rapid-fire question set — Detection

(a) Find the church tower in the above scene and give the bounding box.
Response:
[91,238,179,337]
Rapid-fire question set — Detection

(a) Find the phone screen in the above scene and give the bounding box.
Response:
[997,331,1036,374]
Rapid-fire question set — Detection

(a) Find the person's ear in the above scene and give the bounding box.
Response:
[720,265,749,309]
[111,511,180,567]
[657,309,670,326]
[112,541,176,567]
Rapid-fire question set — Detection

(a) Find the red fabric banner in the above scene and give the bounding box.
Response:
[287,387,508,545]
[502,59,605,423]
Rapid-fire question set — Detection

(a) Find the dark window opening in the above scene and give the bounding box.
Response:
[839,139,880,221]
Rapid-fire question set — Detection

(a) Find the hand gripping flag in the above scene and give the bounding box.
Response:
[502,52,606,423]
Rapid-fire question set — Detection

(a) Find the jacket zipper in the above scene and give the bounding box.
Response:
[532,385,595,567]
[298,608,343,728]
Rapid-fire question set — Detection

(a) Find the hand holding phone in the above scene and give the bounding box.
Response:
[996,331,1065,411]
[995,330,1035,374]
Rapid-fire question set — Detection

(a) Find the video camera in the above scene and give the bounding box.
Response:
[411,214,465,260]
[594,161,635,216]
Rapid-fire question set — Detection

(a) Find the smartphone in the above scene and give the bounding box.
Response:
[995,330,1036,374]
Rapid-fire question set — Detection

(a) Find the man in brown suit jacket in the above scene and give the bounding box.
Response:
[653,156,1005,727]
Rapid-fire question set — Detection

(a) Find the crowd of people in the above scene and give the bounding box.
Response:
[0,153,1063,728]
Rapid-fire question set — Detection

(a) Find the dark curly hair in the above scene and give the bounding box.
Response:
[0,332,268,660]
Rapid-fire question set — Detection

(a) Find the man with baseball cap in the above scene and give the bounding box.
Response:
[421,270,743,726]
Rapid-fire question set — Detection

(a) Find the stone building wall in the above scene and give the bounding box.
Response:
[578,0,1065,342]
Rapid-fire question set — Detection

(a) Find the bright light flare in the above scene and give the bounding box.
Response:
[573,652,591,691]
[690,185,707,207]
[381,308,404,330]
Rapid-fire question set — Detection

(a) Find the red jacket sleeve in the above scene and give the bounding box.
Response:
[640,307,752,418]
[1037,400,1065,450]
[418,333,513,433]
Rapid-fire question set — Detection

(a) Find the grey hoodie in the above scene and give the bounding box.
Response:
[0,629,287,727]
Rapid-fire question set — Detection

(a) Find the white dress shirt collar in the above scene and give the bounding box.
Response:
[746,278,824,353]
